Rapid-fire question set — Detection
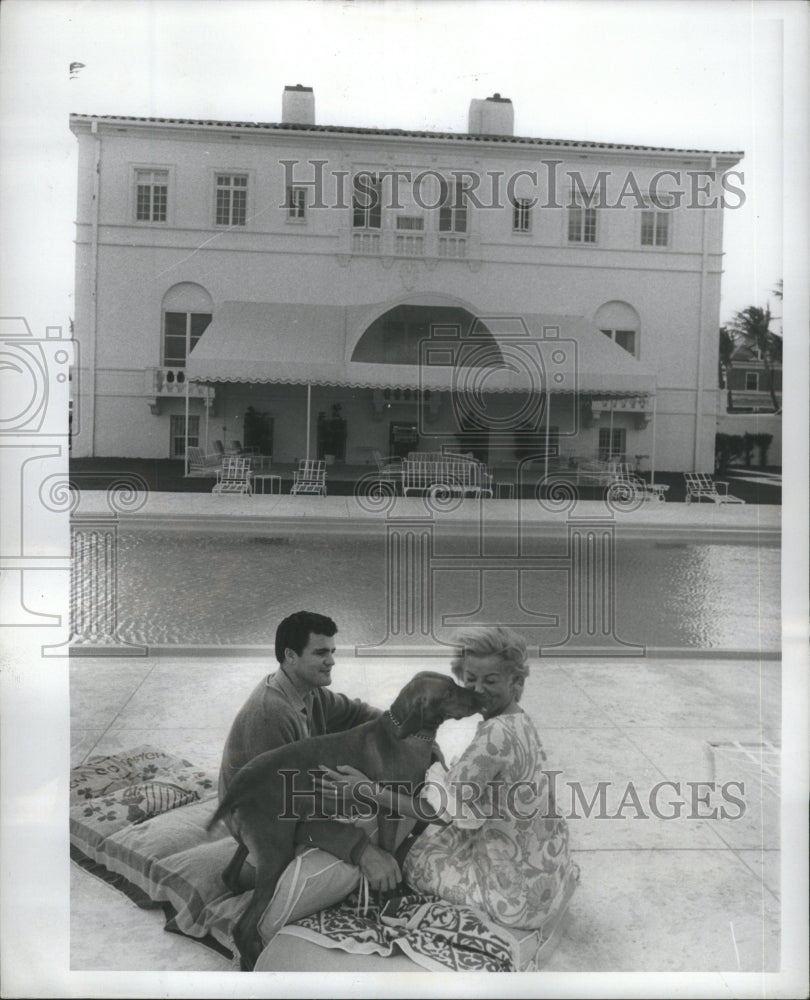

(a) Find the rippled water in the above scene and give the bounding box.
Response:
[72,528,780,651]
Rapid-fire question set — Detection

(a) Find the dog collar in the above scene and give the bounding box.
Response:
[385,710,434,742]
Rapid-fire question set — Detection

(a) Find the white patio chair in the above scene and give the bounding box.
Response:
[290,459,327,496]
[212,456,253,496]
[684,472,745,504]
[186,446,222,477]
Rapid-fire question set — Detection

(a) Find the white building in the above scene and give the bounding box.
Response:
[69,87,742,474]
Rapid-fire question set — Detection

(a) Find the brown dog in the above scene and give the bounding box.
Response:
[208,671,483,969]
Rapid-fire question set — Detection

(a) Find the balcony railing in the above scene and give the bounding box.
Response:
[394,233,425,257]
[145,367,215,400]
[352,231,382,255]
[438,235,467,258]
[341,227,475,263]
[728,389,781,412]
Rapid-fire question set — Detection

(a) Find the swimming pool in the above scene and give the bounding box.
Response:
[71,523,780,653]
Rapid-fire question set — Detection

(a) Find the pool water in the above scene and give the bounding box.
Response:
[75,527,781,652]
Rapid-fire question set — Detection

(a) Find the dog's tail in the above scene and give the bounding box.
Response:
[206,791,236,832]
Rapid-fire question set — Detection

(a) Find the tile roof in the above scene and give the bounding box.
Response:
[69,113,743,157]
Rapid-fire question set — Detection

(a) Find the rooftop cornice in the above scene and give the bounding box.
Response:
[68,113,744,161]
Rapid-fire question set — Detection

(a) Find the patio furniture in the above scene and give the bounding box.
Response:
[230,439,260,455]
[290,459,327,496]
[371,450,402,493]
[372,450,403,476]
[212,456,253,496]
[186,446,222,477]
[401,452,493,498]
[684,472,745,504]
[253,473,282,495]
[609,463,668,502]
[573,457,622,487]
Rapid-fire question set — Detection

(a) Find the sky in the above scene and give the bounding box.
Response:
[0,0,807,339]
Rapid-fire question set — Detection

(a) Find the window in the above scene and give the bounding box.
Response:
[598,427,626,461]
[396,215,424,231]
[163,312,212,367]
[512,198,532,233]
[215,174,247,226]
[287,186,307,220]
[439,181,468,233]
[601,328,636,357]
[595,302,640,359]
[135,169,168,222]
[352,173,382,229]
[170,415,200,458]
[567,200,597,243]
[745,372,759,391]
[641,206,670,247]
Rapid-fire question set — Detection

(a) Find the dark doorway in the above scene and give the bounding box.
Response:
[244,407,274,456]
[389,422,419,459]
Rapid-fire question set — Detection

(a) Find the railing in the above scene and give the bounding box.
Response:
[341,227,473,262]
[728,389,781,411]
[438,235,467,258]
[352,231,382,255]
[394,233,425,257]
[145,367,215,400]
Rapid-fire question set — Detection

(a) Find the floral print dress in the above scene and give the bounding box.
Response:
[402,711,578,930]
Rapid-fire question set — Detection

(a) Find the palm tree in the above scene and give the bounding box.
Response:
[728,305,782,412]
[718,325,735,388]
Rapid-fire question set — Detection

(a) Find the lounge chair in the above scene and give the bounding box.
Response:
[372,449,403,476]
[684,472,745,504]
[186,446,222,477]
[609,463,668,502]
[212,456,253,496]
[230,439,259,455]
[574,457,621,487]
[230,439,272,470]
[290,459,327,496]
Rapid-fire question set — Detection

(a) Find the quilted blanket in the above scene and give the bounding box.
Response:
[290,890,517,971]
[70,746,565,971]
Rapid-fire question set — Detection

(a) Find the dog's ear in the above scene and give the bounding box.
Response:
[390,681,428,738]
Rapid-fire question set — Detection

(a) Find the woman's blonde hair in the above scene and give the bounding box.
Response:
[449,626,529,700]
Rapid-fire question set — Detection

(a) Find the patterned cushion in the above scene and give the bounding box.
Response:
[70,746,198,806]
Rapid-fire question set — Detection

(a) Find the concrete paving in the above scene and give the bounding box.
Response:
[70,651,781,974]
[72,489,780,538]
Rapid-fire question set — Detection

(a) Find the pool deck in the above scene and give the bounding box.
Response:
[73,488,781,541]
[70,651,783,979]
[63,494,799,991]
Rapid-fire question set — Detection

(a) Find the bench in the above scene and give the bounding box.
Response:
[401,452,493,498]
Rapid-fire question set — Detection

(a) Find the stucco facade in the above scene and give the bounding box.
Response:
[69,90,742,472]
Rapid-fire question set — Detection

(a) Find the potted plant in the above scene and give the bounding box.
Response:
[318,404,346,464]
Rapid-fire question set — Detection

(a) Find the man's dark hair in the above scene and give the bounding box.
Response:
[275,610,338,664]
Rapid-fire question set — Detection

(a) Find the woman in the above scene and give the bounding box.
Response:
[320,626,578,932]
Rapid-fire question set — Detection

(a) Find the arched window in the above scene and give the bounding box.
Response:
[161,283,213,367]
[593,301,640,358]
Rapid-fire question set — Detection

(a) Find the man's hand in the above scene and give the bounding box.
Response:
[357,843,401,892]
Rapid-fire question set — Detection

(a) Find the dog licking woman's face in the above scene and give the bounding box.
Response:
[284,632,337,693]
[458,654,522,719]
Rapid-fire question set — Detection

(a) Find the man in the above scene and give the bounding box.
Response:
[219,609,400,891]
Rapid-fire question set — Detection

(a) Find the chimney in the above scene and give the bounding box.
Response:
[282,84,315,125]
[467,93,514,136]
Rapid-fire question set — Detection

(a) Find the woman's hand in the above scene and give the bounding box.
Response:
[316,764,377,812]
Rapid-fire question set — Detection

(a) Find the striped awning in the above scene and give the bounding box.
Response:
[187,301,656,395]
